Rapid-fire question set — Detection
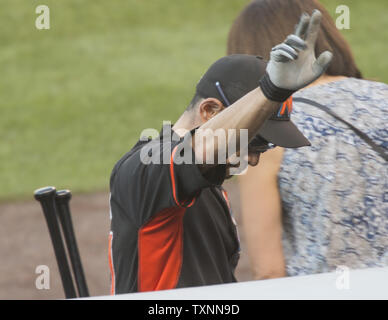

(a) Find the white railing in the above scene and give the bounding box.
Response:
[85,267,388,300]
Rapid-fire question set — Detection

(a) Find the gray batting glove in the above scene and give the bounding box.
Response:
[260,10,333,102]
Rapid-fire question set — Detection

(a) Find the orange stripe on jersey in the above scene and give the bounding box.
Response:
[279,96,293,116]
[170,145,196,208]
[108,231,115,295]
[221,189,231,209]
[279,102,287,116]
[170,146,181,206]
[284,96,293,114]
[288,96,293,113]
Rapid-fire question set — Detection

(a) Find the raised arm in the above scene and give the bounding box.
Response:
[193,10,331,167]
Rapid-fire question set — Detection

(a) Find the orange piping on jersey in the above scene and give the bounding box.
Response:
[170,145,196,208]
[108,231,115,295]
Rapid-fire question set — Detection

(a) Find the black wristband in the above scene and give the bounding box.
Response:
[259,72,295,102]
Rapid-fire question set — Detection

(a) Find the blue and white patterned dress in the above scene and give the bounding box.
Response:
[278,78,388,276]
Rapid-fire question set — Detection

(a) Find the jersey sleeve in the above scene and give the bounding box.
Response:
[110,135,226,226]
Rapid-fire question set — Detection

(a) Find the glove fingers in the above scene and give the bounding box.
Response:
[313,51,333,75]
[272,43,298,59]
[306,10,322,46]
[294,13,310,40]
[270,50,288,63]
[285,35,307,51]
[271,48,296,63]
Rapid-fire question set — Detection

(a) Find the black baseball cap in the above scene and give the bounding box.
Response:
[196,54,310,148]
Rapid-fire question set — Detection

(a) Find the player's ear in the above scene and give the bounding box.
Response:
[198,98,225,121]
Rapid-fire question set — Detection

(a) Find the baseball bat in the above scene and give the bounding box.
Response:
[55,190,89,297]
[34,186,77,299]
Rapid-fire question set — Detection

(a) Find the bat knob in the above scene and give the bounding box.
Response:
[34,186,57,201]
[56,189,72,202]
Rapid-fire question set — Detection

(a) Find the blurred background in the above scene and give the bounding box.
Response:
[0,0,387,299]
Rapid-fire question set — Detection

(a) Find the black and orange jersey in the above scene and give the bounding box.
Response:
[108,124,240,294]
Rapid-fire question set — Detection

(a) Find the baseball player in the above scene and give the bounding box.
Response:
[109,11,332,294]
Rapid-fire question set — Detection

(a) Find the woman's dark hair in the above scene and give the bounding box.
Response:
[227,0,362,78]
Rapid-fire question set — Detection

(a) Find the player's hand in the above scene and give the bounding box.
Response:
[260,10,332,101]
[267,10,332,90]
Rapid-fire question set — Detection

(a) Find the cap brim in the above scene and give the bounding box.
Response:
[258,119,311,148]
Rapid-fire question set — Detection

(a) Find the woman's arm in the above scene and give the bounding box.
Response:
[238,147,286,280]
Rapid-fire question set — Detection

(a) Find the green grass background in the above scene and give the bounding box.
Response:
[1,0,387,201]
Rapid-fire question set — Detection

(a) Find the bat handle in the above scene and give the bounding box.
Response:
[56,190,90,297]
[34,186,77,299]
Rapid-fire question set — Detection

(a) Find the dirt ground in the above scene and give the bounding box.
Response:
[0,179,253,299]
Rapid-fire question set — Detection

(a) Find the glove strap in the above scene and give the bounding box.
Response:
[259,73,295,102]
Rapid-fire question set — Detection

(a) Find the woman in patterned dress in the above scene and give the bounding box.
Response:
[227,0,388,279]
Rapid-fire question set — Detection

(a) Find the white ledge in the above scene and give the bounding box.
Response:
[84,267,388,300]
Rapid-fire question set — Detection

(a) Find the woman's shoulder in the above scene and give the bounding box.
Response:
[295,77,388,102]
[292,77,388,126]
